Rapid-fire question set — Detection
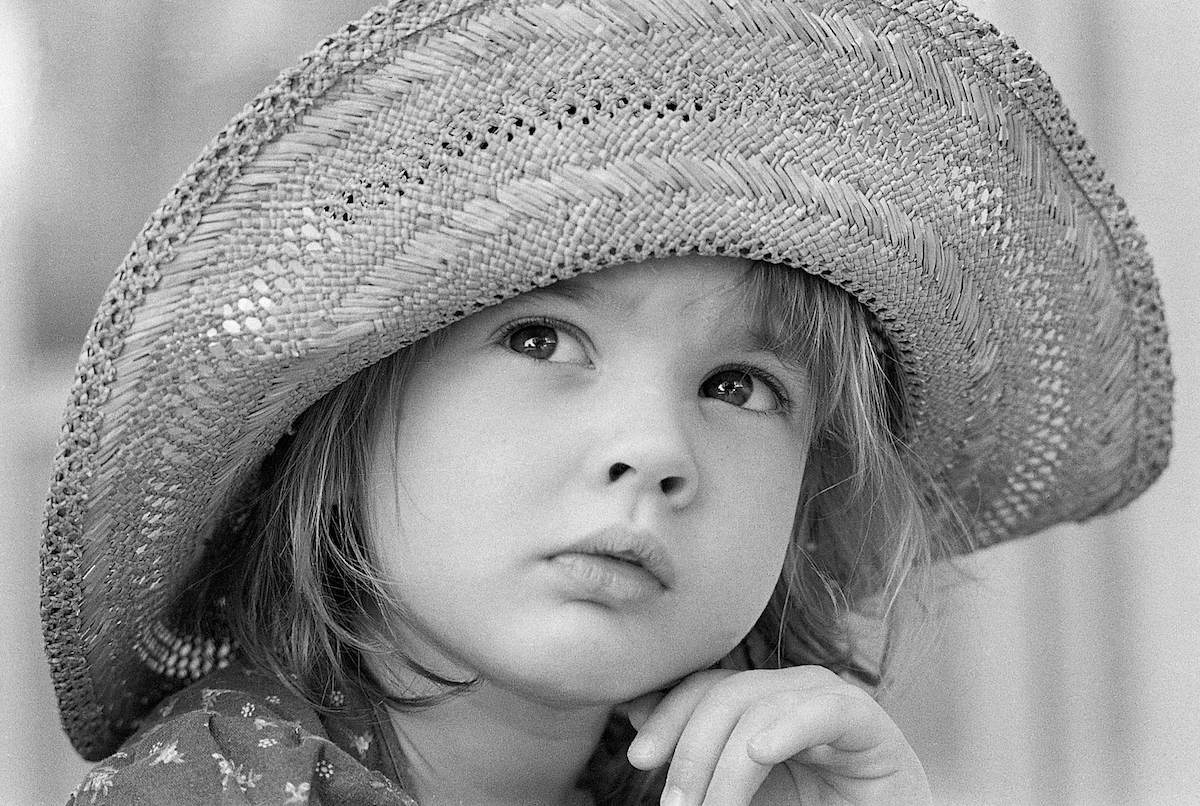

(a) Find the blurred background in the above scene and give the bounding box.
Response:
[1,0,1196,804]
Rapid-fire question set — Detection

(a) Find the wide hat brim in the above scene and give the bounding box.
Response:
[42,0,1171,760]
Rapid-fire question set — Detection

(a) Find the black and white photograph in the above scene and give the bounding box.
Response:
[2,1,1197,804]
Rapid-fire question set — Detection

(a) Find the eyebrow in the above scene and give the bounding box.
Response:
[526,274,626,311]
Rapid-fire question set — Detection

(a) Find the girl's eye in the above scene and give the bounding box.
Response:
[504,322,586,364]
[700,368,781,412]
[508,323,558,359]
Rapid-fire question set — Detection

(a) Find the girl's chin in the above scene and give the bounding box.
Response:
[494,672,659,708]
[483,655,709,710]
[385,618,729,706]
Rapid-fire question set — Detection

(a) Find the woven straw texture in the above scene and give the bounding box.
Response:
[41,0,1171,760]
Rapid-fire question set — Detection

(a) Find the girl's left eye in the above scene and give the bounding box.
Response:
[700,368,783,412]
[504,321,587,364]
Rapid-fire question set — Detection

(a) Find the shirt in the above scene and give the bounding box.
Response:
[68,662,417,806]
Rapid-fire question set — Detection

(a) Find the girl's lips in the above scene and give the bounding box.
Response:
[547,551,667,604]
[546,526,676,604]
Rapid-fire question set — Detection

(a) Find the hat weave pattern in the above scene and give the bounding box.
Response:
[42,0,1171,760]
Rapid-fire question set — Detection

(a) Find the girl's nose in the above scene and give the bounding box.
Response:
[596,409,699,510]
[607,460,691,499]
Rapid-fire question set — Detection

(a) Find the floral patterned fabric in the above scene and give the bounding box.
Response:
[68,663,418,805]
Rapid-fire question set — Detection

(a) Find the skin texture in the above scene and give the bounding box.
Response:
[364,255,930,805]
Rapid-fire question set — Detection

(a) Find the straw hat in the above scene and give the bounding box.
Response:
[42,0,1172,761]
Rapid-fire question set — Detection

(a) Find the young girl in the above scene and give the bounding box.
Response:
[41,0,1172,804]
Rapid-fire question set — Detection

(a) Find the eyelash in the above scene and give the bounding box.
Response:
[496,317,793,413]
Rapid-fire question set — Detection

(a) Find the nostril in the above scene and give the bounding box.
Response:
[609,462,632,482]
[607,464,690,499]
[660,476,686,496]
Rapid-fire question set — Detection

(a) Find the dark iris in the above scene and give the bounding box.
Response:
[701,369,754,406]
[508,324,558,359]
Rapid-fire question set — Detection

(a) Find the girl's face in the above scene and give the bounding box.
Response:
[365,255,814,706]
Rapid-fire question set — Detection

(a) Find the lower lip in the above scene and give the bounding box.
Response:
[547,552,666,604]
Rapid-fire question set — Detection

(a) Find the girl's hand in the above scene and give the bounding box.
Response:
[620,667,931,806]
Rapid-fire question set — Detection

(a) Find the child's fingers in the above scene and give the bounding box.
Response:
[631,666,881,803]
[744,685,897,769]
[626,669,735,770]
[688,700,784,806]
[657,668,840,804]
[743,687,932,806]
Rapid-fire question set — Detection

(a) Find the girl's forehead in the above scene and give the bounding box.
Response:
[524,254,758,317]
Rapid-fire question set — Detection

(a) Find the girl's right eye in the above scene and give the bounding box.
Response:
[504,321,587,364]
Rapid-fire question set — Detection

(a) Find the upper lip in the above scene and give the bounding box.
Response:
[554,526,676,589]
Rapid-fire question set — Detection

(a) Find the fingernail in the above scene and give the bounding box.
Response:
[661,786,687,806]
[627,734,657,764]
[746,731,770,759]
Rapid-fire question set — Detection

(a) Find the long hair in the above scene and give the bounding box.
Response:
[202,259,963,805]
[742,263,964,678]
